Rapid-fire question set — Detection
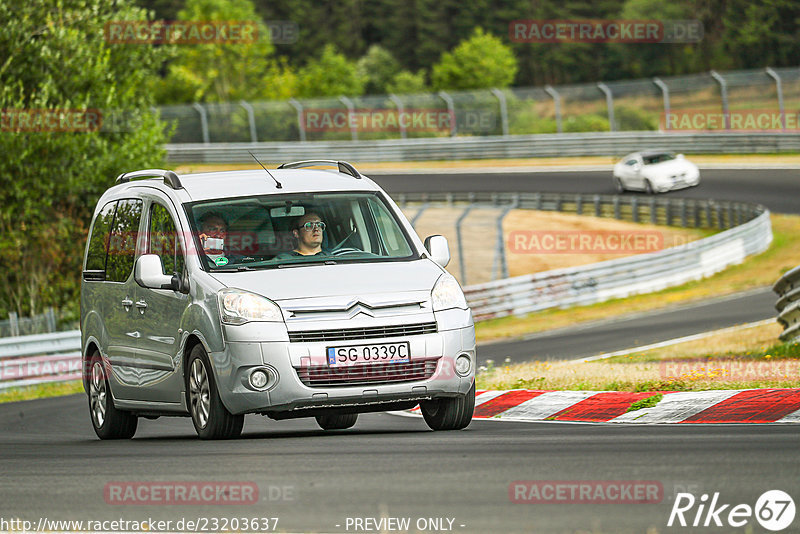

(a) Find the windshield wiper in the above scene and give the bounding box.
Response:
[277,259,336,268]
[213,265,255,272]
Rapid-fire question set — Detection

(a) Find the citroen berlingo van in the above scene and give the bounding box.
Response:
[80,160,476,439]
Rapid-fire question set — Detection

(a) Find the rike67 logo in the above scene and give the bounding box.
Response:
[668,490,795,531]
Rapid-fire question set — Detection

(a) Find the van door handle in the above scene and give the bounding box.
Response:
[135,300,148,314]
[121,298,133,311]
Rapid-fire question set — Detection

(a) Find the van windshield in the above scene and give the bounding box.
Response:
[186,191,417,270]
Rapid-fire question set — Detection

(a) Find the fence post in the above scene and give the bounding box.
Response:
[680,199,687,227]
[9,312,19,337]
[765,67,786,131]
[710,70,730,130]
[191,103,210,144]
[288,98,306,142]
[46,307,56,333]
[438,91,457,137]
[544,85,563,133]
[631,196,639,223]
[653,77,670,130]
[594,195,601,217]
[388,94,407,139]
[339,96,358,141]
[650,197,657,224]
[490,88,509,136]
[456,201,475,285]
[239,100,258,143]
[576,194,583,215]
[597,82,615,132]
[493,196,519,280]
[613,195,620,219]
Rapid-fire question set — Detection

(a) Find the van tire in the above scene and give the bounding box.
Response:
[315,413,358,430]
[87,352,138,439]
[186,345,244,440]
[420,381,475,431]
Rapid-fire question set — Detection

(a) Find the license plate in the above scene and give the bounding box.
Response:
[327,342,410,367]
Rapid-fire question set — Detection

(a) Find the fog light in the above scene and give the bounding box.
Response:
[455,354,471,376]
[250,369,268,389]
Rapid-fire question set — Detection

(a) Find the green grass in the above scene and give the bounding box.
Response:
[626,393,663,412]
[0,380,84,404]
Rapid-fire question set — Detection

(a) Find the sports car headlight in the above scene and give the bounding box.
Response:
[431,275,468,311]
[218,288,284,325]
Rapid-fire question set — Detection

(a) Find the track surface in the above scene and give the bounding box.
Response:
[1,395,798,533]
[373,168,799,215]
[2,167,798,533]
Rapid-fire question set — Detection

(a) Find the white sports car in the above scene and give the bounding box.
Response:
[612,150,700,194]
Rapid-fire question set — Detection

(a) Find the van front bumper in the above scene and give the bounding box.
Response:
[209,325,476,416]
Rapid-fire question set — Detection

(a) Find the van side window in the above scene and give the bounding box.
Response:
[149,203,184,276]
[106,199,143,283]
[85,201,117,273]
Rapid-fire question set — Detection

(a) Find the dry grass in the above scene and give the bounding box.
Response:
[477,213,800,343]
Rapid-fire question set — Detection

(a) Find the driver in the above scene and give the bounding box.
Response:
[277,212,330,258]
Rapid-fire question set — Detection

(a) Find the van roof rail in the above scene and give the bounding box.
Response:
[116,169,183,189]
[277,160,361,179]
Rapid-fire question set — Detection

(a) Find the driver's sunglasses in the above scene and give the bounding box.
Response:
[299,221,326,231]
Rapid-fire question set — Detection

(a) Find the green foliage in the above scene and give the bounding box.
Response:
[386,70,428,94]
[615,105,658,131]
[431,28,518,91]
[357,45,401,95]
[0,0,170,318]
[296,44,366,98]
[155,0,295,104]
[563,114,610,132]
[626,393,663,412]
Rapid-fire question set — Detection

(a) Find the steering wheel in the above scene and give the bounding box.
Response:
[330,247,362,256]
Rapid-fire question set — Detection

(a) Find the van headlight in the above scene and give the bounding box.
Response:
[431,275,468,311]
[218,288,284,325]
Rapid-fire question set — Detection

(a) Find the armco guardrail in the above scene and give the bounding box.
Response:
[165,132,800,163]
[0,331,82,389]
[395,192,770,322]
[774,265,800,343]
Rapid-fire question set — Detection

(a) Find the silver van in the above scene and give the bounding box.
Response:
[80,161,476,439]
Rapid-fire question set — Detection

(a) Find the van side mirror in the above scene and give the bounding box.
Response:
[135,254,175,290]
[424,235,450,268]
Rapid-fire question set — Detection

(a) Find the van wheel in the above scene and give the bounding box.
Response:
[186,345,244,440]
[315,413,358,430]
[88,352,137,439]
[420,381,475,431]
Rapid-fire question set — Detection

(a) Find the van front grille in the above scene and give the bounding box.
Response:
[295,358,439,387]
[288,322,437,343]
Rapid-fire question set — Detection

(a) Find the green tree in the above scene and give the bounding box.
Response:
[387,70,428,94]
[296,44,366,98]
[357,45,401,95]
[431,27,518,90]
[156,0,295,103]
[0,0,170,319]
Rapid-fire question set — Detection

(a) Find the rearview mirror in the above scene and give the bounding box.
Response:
[424,235,450,268]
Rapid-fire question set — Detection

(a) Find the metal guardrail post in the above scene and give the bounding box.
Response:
[239,100,258,143]
[339,96,358,141]
[631,197,639,223]
[544,85,563,133]
[388,94,407,139]
[490,88,509,136]
[438,91,457,137]
[680,199,687,227]
[9,312,18,337]
[597,82,616,132]
[288,98,306,142]
[46,308,56,333]
[650,198,657,224]
[456,201,475,285]
[765,67,786,131]
[191,103,210,144]
[593,195,601,217]
[612,196,620,219]
[774,265,800,342]
[653,77,671,130]
[576,194,583,215]
[710,70,730,130]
